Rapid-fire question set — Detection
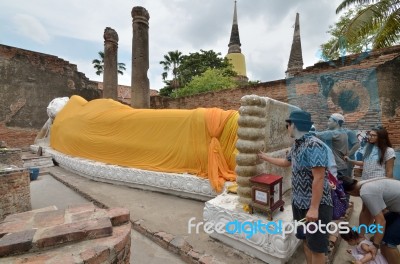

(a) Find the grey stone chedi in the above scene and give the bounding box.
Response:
[286,13,303,78]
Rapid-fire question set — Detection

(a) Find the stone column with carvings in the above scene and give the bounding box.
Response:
[103,27,119,100]
[236,95,267,205]
[131,6,150,108]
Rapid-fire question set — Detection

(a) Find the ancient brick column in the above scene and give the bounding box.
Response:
[103,27,119,100]
[131,6,150,108]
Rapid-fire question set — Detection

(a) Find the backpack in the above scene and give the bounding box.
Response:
[328,171,348,220]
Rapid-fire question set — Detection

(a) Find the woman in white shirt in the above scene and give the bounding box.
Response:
[346,126,395,180]
[345,126,396,239]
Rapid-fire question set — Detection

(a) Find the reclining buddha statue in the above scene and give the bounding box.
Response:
[36,95,239,192]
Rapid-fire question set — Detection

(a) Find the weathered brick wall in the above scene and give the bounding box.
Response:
[0,148,23,167]
[0,44,101,129]
[286,68,382,131]
[382,107,400,150]
[151,46,400,149]
[0,123,37,149]
[151,79,288,110]
[0,167,31,220]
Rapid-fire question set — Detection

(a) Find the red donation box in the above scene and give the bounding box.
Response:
[249,174,284,220]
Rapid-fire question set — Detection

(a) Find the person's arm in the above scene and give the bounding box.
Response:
[258,151,291,167]
[385,158,395,178]
[369,212,386,259]
[344,156,364,167]
[358,244,373,263]
[348,142,361,157]
[306,166,325,222]
[358,203,373,238]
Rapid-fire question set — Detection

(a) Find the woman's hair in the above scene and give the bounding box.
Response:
[343,179,358,193]
[363,126,392,165]
[340,229,360,242]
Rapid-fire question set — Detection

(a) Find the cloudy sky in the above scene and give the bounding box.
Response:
[1,0,344,90]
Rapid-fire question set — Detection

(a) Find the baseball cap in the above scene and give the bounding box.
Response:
[327,113,345,123]
[285,110,313,125]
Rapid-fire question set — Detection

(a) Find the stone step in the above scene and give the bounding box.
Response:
[21,153,54,169]
[0,203,131,261]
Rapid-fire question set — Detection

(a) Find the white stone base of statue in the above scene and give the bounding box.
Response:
[30,145,227,201]
[203,192,300,264]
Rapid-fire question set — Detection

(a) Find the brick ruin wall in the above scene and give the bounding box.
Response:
[0,168,31,220]
[1,44,400,149]
[0,44,102,147]
[151,79,288,110]
[151,47,400,150]
[0,148,23,167]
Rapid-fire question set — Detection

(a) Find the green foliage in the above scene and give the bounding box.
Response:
[324,0,400,58]
[159,49,237,97]
[92,51,126,76]
[171,68,238,98]
[159,81,174,97]
[177,49,236,86]
[159,50,183,88]
[320,7,374,60]
[242,80,261,87]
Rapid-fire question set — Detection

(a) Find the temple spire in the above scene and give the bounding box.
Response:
[286,13,303,78]
[226,0,247,80]
[228,0,241,53]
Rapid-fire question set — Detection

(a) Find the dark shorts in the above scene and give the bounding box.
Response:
[382,212,400,248]
[292,204,333,253]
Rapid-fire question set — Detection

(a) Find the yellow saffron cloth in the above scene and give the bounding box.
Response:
[50,95,238,192]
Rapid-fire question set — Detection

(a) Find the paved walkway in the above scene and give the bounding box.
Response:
[30,174,185,264]
[30,166,366,263]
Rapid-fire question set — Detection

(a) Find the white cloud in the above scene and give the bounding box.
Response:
[1,0,344,91]
[12,14,51,44]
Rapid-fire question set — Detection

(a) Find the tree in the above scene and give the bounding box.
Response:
[92,51,126,76]
[159,50,183,88]
[321,7,375,60]
[159,49,236,97]
[178,49,236,86]
[172,68,238,98]
[334,0,400,51]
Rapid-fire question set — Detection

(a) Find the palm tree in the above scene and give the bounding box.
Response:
[92,51,126,76]
[159,50,183,88]
[336,0,400,49]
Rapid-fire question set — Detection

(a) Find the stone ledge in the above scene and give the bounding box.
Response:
[0,203,131,259]
[33,217,113,249]
[134,223,225,264]
[107,208,130,226]
[0,229,36,257]
[30,145,222,201]
[203,193,300,264]
[2,223,132,263]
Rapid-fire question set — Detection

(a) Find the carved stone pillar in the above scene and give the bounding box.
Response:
[131,6,150,108]
[103,27,119,100]
[236,95,267,205]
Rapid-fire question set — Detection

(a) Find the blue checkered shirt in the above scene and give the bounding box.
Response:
[287,133,333,209]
